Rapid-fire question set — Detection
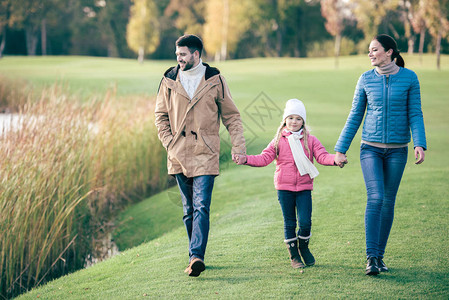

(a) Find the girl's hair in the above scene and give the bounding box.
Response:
[273,117,310,158]
[373,34,405,67]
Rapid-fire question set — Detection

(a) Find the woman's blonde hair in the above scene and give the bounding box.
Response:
[273,117,310,158]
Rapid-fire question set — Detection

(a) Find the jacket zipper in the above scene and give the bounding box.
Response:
[384,75,389,143]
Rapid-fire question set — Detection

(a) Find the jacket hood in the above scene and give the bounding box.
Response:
[164,63,220,81]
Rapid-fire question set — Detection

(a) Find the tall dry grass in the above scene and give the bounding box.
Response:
[0,76,29,113]
[0,82,167,298]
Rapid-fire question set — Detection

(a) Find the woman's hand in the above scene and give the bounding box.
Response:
[335,152,348,168]
[414,147,425,164]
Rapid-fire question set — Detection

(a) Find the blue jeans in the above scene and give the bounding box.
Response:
[360,143,408,259]
[175,173,216,261]
[277,190,312,240]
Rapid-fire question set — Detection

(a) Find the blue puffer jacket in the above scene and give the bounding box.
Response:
[335,68,427,153]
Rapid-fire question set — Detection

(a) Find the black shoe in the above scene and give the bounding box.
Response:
[188,257,206,277]
[365,257,380,276]
[377,257,388,272]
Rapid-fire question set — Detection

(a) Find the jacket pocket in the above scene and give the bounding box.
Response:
[200,132,219,153]
[167,133,183,160]
[277,167,296,186]
[363,113,380,134]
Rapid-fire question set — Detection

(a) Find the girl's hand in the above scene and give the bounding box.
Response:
[415,147,425,164]
[335,152,348,168]
[235,154,247,165]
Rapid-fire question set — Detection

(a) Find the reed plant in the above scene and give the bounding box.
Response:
[0,82,167,298]
[0,76,30,113]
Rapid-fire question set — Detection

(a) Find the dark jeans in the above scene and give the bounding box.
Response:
[360,143,408,259]
[175,173,216,261]
[277,190,312,240]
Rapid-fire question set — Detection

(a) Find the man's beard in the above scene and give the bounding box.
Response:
[180,57,195,71]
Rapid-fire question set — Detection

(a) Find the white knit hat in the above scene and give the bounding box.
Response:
[282,99,306,123]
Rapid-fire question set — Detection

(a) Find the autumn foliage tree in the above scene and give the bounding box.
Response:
[410,0,428,59]
[351,0,397,47]
[2,1,449,64]
[203,0,254,61]
[126,0,160,63]
[321,0,351,67]
[422,0,449,69]
[164,0,206,35]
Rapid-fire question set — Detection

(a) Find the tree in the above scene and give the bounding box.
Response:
[411,0,428,60]
[0,0,63,56]
[0,0,12,57]
[321,0,353,67]
[95,0,133,57]
[233,0,325,58]
[39,0,69,56]
[239,0,283,57]
[0,0,39,55]
[265,0,306,57]
[422,0,449,69]
[351,0,397,46]
[203,0,253,61]
[394,0,416,54]
[164,0,205,35]
[126,0,160,63]
[14,0,45,55]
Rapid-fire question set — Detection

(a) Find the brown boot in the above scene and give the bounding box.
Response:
[285,238,305,269]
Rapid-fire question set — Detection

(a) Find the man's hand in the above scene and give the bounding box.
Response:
[233,154,247,165]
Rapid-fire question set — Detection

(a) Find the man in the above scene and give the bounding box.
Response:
[155,34,246,277]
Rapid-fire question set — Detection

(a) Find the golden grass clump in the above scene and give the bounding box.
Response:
[0,83,167,298]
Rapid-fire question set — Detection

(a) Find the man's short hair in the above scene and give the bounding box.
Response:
[176,34,203,57]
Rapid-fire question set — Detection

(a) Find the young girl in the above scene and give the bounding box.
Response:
[236,99,345,268]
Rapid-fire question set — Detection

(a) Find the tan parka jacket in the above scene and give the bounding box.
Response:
[155,63,246,177]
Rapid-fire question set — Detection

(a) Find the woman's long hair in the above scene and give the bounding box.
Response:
[374,34,405,67]
[273,118,310,159]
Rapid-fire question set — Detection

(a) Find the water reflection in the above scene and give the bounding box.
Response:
[0,113,21,133]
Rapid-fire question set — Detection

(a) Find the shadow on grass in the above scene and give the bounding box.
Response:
[372,268,449,284]
[205,265,228,271]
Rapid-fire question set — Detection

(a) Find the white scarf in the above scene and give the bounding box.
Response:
[286,130,319,179]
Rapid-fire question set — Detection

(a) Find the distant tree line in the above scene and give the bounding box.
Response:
[1,0,448,63]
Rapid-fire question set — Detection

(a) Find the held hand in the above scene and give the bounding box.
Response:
[414,147,425,164]
[235,154,247,165]
[335,152,348,168]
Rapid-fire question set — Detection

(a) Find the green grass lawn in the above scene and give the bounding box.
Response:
[2,54,448,298]
[16,164,449,299]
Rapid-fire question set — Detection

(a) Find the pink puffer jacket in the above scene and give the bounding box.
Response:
[246,131,336,192]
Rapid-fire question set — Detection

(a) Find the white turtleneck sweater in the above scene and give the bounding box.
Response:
[179,59,206,99]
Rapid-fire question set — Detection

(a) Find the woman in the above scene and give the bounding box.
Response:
[334,34,427,275]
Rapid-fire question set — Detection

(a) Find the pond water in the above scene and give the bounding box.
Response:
[0,113,21,133]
